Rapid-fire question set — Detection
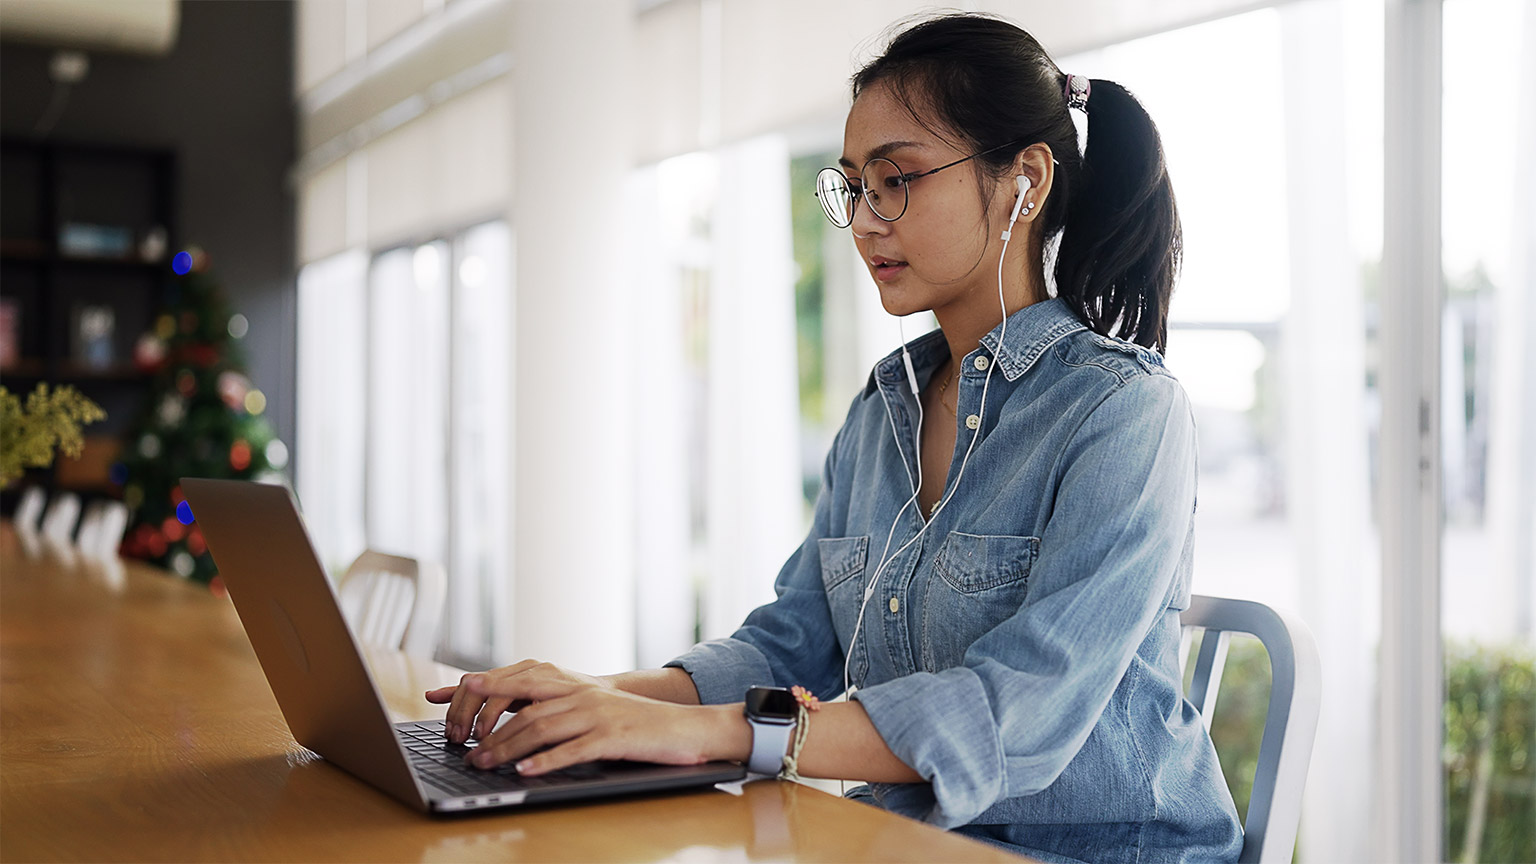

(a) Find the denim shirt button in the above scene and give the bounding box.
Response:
[965,414,981,430]
[973,355,990,371]
[888,596,900,613]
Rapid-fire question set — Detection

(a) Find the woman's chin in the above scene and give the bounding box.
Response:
[875,285,930,318]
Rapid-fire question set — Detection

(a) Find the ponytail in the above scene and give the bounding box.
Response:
[1054,80,1181,354]
[853,14,1182,354]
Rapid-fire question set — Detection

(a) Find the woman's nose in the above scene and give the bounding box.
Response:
[849,195,888,239]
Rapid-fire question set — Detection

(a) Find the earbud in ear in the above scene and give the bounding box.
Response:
[1006,175,1033,225]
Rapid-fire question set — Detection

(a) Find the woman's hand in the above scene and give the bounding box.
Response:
[424,661,747,775]
[424,660,611,743]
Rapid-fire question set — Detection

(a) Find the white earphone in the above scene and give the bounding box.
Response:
[1001,175,1032,242]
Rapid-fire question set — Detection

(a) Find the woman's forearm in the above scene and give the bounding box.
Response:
[602,667,702,704]
[701,700,923,784]
[606,670,921,783]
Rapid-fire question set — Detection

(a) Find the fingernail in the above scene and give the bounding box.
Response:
[515,760,531,774]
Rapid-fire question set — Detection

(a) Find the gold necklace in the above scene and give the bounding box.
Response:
[936,365,959,418]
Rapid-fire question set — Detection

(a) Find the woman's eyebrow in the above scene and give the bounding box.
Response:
[837,140,927,169]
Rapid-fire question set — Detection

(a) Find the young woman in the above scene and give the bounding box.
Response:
[428,13,1243,862]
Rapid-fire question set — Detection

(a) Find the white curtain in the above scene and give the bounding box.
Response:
[366,243,450,568]
[701,135,805,640]
[295,250,368,575]
[449,222,514,665]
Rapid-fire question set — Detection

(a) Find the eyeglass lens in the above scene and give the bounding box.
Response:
[815,158,910,228]
[816,167,855,228]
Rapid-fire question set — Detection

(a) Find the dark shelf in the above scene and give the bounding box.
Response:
[0,358,48,379]
[58,363,153,382]
[0,137,176,506]
[1,248,170,272]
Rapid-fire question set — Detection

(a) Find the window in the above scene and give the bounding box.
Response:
[295,250,366,572]
[296,220,512,666]
[1440,1,1534,859]
[1064,6,1383,859]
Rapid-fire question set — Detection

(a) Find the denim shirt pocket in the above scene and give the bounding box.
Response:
[818,535,870,683]
[922,532,1039,671]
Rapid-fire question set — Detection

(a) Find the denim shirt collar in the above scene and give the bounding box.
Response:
[866,297,1088,395]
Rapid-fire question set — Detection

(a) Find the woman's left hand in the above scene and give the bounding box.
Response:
[425,666,745,775]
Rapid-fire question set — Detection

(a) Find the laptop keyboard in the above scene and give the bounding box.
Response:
[394,720,604,799]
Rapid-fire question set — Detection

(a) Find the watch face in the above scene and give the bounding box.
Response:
[745,687,798,721]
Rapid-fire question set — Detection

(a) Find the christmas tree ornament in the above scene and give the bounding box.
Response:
[227,314,249,339]
[217,371,250,411]
[157,393,185,427]
[265,439,289,469]
[244,389,267,416]
[229,440,251,471]
[146,529,167,558]
[134,333,167,371]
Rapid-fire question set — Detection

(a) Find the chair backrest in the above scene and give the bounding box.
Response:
[336,549,447,658]
[14,486,46,533]
[1180,595,1321,864]
[39,492,81,542]
[75,500,129,560]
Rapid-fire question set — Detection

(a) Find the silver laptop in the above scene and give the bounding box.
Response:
[180,477,745,813]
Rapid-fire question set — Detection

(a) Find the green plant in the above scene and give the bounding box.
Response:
[1445,640,1536,863]
[1185,633,1272,827]
[1199,635,1536,864]
[0,383,106,488]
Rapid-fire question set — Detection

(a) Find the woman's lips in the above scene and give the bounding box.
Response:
[870,257,908,282]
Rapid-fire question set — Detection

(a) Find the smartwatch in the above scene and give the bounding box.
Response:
[743,686,798,775]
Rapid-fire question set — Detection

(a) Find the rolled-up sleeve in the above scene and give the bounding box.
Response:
[851,373,1198,827]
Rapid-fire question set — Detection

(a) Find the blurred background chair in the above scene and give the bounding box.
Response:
[74,500,130,560]
[13,486,46,534]
[336,549,446,659]
[1181,595,1322,864]
[39,492,81,543]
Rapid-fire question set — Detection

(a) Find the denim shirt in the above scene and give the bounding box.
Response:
[667,298,1243,864]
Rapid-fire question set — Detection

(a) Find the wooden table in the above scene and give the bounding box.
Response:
[0,528,1025,862]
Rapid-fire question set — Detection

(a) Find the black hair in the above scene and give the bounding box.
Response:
[851,13,1181,353]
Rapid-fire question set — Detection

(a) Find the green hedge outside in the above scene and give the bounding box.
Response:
[1192,635,1536,863]
[1444,641,1536,863]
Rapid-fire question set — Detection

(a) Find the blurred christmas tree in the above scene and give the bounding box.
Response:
[119,248,289,580]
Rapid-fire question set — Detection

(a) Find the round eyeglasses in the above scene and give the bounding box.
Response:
[814,140,1022,229]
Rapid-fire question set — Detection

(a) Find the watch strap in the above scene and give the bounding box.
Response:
[746,716,795,775]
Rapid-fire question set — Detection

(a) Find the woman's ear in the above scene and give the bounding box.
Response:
[1012,143,1055,223]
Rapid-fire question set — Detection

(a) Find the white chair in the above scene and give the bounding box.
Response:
[14,486,46,534]
[336,549,446,659]
[75,500,129,560]
[1180,595,1321,864]
[39,492,81,543]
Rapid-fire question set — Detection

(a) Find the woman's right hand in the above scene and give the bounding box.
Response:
[424,659,614,743]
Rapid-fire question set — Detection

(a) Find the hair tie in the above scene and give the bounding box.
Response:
[1064,73,1091,111]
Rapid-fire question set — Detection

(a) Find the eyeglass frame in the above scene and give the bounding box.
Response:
[815,139,1025,228]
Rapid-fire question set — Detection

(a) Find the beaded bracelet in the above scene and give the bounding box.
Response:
[778,685,821,782]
